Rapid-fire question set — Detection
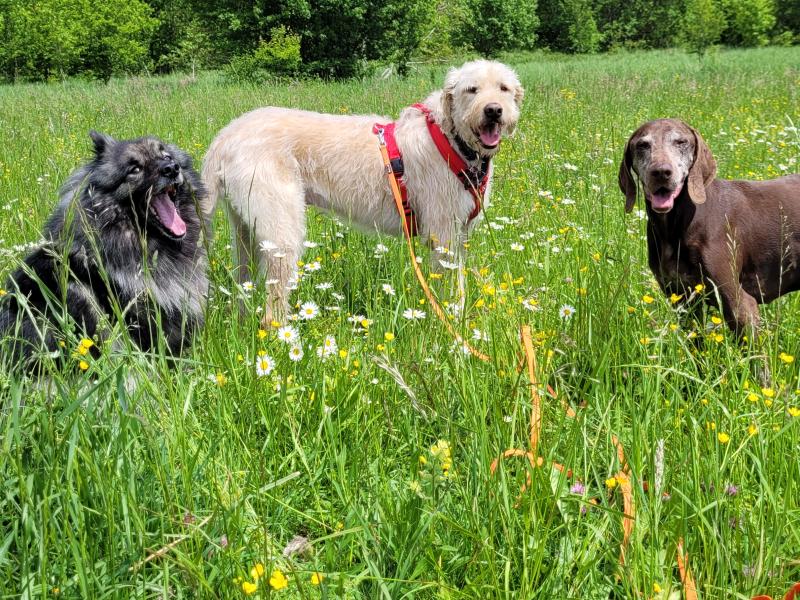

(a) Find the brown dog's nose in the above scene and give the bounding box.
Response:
[650,165,673,181]
[484,103,503,121]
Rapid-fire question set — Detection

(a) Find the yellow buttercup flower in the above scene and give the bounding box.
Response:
[250,563,265,580]
[748,423,758,435]
[241,580,258,595]
[605,477,617,489]
[780,352,795,364]
[788,407,800,417]
[717,432,730,444]
[78,360,89,371]
[762,387,775,398]
[641,294,654,304]
[384,332,395,342]
[310,572,324,585]
[670,293,682,304]
[269,569,288,590]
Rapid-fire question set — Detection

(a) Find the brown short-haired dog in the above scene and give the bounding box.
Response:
[619,118,800,334]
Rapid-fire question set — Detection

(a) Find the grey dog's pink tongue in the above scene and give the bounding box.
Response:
[152,192,186,236]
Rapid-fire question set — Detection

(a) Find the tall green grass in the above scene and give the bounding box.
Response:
[1,47,799,598]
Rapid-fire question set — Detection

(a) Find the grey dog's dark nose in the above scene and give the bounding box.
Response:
[160,159,180,178]
[650,165,673,181]
[484,103,503,120]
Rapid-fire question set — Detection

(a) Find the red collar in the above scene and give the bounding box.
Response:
[411,103,491,222]
[373,104,492,237]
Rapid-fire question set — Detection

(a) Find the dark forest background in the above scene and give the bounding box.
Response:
[1,0,797,82]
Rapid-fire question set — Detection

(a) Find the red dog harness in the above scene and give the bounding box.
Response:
[373,103,492,236]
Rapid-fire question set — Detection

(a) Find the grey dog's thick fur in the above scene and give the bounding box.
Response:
[0,132,208,370]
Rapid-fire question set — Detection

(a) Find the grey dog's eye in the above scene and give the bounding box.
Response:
[128,165,142,175]
[163,153,172,160]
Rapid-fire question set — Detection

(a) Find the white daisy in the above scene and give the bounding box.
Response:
[259,240,278,253]
[316,335,338,359]
[303,240,319,248]
[559,304,576,321]
[315,282,333,290]
[304,261,321,272]
[241,281,254,292]
[381,283,396,296]
[255,354,274,377]
[510,242,524,252]
[277,325,299,344]
[374,243,389,257]
[438,259,459,270]
[472,328,489,341]
[288,345,304,361]
[299,301,320,320]
[403,308,426,320]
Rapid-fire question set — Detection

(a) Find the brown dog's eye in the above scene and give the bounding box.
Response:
[466,86,478,94]
[636,140,651,151]
[675,138,688,146]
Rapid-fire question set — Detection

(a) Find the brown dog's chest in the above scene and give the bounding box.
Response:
[648,230,704,295]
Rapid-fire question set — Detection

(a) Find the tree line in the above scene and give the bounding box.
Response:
[0,0,797,82]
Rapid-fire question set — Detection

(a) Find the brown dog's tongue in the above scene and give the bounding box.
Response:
[152,193,186,236]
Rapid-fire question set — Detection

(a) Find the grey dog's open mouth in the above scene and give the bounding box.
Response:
[150,184,187,239]
[477,122,501,148]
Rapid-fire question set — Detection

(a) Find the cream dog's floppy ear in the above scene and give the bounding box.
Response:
[440,66,459,131]
[618,137,638,213]
[686,124,717,205]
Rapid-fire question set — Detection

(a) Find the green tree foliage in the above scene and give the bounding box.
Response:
[186,0,433,78]
[224,26,302,81]
[681,0,727,53]
[456,0,539,56]
[0,0,156,81]
[720,0,776,46]
[538,0,601,53]
[593,0,685,50]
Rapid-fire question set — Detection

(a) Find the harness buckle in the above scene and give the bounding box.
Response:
[376,127,386,146]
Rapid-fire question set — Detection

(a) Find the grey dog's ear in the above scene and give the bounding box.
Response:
[618,137,638,213]
[686,124,717,205]
[89,131,115,157]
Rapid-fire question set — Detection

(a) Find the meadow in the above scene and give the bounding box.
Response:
[0,47,799,598]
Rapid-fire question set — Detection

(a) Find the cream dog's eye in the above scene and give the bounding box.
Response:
[500,84,509,92]
[466,86,478,94]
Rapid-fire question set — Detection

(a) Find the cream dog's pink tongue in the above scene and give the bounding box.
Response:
[152,193,186,236]
[480,123,501,147]
[650,185,682,212]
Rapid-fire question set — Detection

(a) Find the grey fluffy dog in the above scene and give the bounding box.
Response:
[0,132,208,370]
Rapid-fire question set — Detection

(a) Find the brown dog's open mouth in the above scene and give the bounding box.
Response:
[478,122,501,148]
[150,185,187,239]
[649,183,683,213]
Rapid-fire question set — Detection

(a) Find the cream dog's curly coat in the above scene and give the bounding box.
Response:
[202,60,524,320]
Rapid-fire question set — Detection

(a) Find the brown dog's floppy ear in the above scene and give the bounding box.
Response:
[686,125,717,205]
[618,139,638,213]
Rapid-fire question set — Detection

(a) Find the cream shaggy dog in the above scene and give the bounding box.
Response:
[202,59,524,320]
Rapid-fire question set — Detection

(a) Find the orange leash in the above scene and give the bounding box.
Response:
[677,538,699,600]
[376,129,490,362]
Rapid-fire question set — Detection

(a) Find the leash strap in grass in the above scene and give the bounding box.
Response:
[677,538,698,600]
[490,326,636,567]
[375,127,490,362]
